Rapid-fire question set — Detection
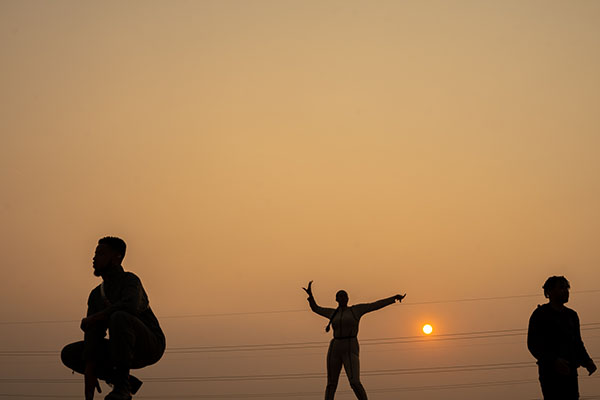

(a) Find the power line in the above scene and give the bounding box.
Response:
[3,323,600,357]
[4,356,598,385]
[0,360,537,384]
[1,367,598,398]
[0,376,578,398]
[0,378,541,396]
[2,289,599,326]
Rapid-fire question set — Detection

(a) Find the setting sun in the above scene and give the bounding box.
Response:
[423,324,433,335]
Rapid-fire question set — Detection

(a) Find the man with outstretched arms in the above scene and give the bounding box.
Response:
[61,237,166,400]
[303,281,406,400]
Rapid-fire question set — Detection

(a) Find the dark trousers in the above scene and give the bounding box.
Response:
[539,373,579,400]
[325,338,368,400]
[61,311,164,381]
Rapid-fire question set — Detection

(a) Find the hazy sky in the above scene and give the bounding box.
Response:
[1,1,600,399]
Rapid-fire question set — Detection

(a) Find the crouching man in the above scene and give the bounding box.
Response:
[61,236,166,400]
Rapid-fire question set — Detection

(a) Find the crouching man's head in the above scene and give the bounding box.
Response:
[92,236,126,277]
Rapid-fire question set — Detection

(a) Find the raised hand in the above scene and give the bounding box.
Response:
[395,293,406,303]
[302,281,314,297]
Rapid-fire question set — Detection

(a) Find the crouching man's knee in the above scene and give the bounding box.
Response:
[61,342,84,372]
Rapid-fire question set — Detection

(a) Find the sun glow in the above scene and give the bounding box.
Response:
[422,324,433,335]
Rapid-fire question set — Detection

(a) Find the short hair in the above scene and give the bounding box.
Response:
[98,236,127,260]
[542,276,570,298]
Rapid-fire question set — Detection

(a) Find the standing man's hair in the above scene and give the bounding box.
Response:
[542,276,570,298]
[98,236,127,260]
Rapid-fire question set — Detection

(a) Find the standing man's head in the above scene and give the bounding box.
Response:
[92,236,126,277]
[543,276,570,305]
[336,290,349,307]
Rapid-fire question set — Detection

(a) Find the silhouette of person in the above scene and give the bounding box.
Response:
[527,276,596,400]
[61,237,166,400]
[303,281,405,400]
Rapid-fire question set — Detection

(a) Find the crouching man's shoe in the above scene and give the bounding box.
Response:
[105,366,132,400]
[104,384,132,400]
[106,375,142,395]
[129,375,142,395]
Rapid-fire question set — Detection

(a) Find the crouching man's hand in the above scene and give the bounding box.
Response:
[80,312,107,332]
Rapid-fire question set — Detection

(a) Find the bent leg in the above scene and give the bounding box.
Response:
[108,311,164,369]
[61,339,144,396]
[60,340,113,380]
[107,311,164,397]
[325,342,343,400]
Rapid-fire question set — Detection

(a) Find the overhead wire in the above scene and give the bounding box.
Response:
[5,376,600,398]
[3,323,599,357]
[2,358,598,384]
[2,291,599,398]
[0,378,542,397]
[1,288,599,326]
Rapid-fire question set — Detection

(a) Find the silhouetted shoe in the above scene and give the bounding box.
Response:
[129,375,142,395]
[106,375,141,395]
[104,385,132,400]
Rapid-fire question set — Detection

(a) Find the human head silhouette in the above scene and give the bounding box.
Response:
[336,290,349,307]
[93,236,126,277]
[543,275,570,304]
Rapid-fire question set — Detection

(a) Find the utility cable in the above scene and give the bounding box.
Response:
[2,289,599,325]
[2,323,600,357]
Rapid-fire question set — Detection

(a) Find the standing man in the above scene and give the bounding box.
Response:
[303,281,406,400]
[61,237,166,400]
[527,276,596,400]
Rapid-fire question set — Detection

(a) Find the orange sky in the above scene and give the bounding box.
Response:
[1,1,600,399]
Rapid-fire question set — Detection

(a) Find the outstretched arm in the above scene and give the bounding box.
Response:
[303,281,335,319]
[355,293,406,317]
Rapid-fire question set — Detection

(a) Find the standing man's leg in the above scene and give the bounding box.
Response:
[341,340,367,400]
[539,373,579,400]
[325,340,343,400]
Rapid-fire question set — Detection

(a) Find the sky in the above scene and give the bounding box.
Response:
[1,1,600,399]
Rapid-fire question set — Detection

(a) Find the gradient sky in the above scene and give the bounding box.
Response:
[1,1,600,399]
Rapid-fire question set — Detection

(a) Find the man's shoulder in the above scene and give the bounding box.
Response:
[89,283,102,295]
[563,305,579,317]
[123,270,140,278]
[531,303,579,318]
[530,303,551,317]
[123,270,143,284]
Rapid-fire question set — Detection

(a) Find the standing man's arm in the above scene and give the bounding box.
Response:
[527,309,555,362]
[574,312,597,375]
[303,281,335,319]
[354,294,406,318]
